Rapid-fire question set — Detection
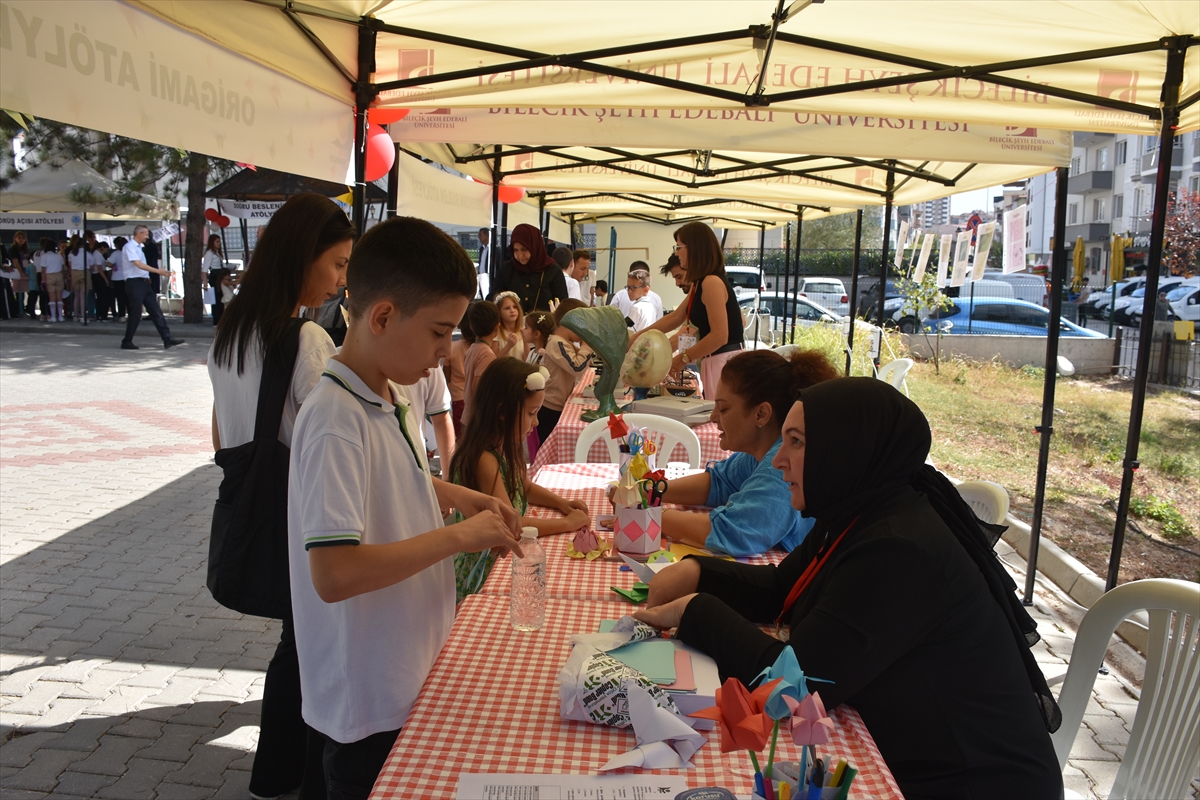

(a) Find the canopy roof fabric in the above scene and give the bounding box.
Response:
[129,0,1199,135]
[0,159,177,218]
[207,168,386,202]
[404,142,1050,212]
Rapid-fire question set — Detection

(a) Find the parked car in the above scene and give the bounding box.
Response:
[1088,276,1145,319]
[724,266,766,300]
[1111,277,1194,326]
[739,293,842,342]
[1168,285,1199,331]
[856,280,901,321]
[920,297,1106,338]
[881,279,1014,333]
[795,277,849,316]
[982,271,1045,304]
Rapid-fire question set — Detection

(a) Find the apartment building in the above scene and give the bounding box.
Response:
[1024,129,1200,282]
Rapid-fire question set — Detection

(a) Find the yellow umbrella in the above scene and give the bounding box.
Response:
[1072,236,1086,291]
[1110,233,1130,284]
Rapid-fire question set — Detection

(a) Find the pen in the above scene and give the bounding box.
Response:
[832,766,857,800]
[764,778,775,800]
[830,759,847,787]
[806,761,824,800]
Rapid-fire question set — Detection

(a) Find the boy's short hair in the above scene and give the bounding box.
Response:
[552,246,573,270]
[595,279,608,294]
[347,216,476,318]
[553,298,589,325]
[629,260,649,272]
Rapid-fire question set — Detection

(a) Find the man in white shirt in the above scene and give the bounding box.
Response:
[119,225,184,350]
[572,250,593,305]
[609,260,663,319]
[475,228,490,298]
[624,269,661,332]
[555,246,581,300]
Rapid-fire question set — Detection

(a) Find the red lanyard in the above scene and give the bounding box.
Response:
[776,516,859,629]
[685,285,696,320]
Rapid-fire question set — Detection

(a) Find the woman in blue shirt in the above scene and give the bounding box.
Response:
[656,348,838,556]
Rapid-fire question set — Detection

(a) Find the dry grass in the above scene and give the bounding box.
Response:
[904,358,1200,583]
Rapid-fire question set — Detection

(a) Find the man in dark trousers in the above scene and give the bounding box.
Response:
[118,225,184,350]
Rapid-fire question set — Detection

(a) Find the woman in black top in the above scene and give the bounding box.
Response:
[489,224,568,312]
[634,221,743,399]
[634,378,1062,800]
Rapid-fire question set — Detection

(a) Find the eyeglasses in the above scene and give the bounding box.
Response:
[626,285,641,291]
[672,243,686,253]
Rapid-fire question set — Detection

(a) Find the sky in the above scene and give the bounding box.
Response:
[949,186,1001,215]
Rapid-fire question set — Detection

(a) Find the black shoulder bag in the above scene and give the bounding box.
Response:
[207,318,308,619]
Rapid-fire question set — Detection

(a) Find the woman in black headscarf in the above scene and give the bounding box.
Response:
[489,223,568,312]
[634,377,1062,800]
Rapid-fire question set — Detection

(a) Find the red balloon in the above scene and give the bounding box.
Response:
[369,107,409,125]
[217,215,231,228]
[497,184,526,204]
[204,208,220,222]
[365,123,396,182]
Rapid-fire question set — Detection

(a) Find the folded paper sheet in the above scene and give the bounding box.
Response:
[599,684,706,771]
[558,643,679,728]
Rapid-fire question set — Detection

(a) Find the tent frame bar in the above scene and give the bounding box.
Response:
[281,7,356,86]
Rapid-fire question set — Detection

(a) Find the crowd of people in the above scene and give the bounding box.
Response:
[196,193,1063,800]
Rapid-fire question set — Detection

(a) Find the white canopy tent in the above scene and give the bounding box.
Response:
[0,159,176,218]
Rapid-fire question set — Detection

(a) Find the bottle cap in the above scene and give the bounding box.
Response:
[521,526,539,539]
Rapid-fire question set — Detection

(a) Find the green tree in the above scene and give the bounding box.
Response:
[798,207,883,250]
[896,273,955,374]
[1,114,235,323]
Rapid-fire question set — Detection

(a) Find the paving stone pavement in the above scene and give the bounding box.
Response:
[0,330,1194,799]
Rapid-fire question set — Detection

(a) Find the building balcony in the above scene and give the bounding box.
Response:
[1139,146,1186,176]
[1066,222,1111,242]
[1073,132,1115,148]
[1067,170,1113,194]
[1131,215,1156,234]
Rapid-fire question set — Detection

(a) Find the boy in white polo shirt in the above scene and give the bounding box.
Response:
[288,217,523,799]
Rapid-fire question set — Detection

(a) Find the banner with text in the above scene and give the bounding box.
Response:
[0,211,83,230]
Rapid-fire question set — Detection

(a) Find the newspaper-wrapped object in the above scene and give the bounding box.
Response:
[559,643,680,728]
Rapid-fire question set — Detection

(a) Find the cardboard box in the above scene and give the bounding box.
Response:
[614,507,662,555]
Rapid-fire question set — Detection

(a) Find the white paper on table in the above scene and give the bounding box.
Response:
[950,230,972,288]
[913,233,934,284]
[569,615,658,652]
[599,684,706,771]
[619,553,674,584]
[456,772,689,799]
[936,234,952,287]
[971,222,997,282]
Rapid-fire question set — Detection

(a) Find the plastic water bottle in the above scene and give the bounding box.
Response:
[510,527,546,631]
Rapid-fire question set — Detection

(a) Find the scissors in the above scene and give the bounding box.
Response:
[642,478,668,507]
[627,431,645,454]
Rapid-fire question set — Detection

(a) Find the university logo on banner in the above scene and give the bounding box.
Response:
[398,49,435,81]
[853,168,876,188]
[513,153,535,171]
[1096,70,1138,106]
[1004,127,1039,137]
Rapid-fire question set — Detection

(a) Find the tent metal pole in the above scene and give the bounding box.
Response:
[1107,41,1187,592]
[500,202,510,282]
[876,166,896,358]
[781,220,791,343]
[490,147,501,294]
[568,215,577,250]
[239,219,249,265]
[351,24,377,236]
[790,208,803,344]
[539,195,547,238]
[385,142,400,219]
[1025,166,1071,605]
[755,222,765,345]
[82,212,88,327]
[845,209,864,375]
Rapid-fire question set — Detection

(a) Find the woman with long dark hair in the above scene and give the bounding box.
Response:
[489,223,568,312]
[208,193,355,799]
[632,221,743,399]
[635,378,1063,799]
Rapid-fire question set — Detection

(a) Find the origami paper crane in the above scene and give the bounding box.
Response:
[600,684,705,771]
[784,692,834,747]
[753,646,809,721]
[607,411,630,439]
[689,676,779,753]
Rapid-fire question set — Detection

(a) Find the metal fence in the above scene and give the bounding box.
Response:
[1112,326,1200,390]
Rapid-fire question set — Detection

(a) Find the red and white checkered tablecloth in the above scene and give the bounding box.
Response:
[531,369,730,473]
[371,595,903,800]
[479,463,785,603]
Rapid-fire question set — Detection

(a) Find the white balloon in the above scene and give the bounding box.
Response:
[621,330,673,388]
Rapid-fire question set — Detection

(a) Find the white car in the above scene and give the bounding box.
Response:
[796,278,849,316]
[724,266,767,300]
[1168,285,1199,330]
[739,293,843,343]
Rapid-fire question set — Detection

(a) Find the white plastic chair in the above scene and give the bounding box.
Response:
[955,480,1010,525]
[574,413,702,468]
[876,357,914,395]
[1051,578,1200,800]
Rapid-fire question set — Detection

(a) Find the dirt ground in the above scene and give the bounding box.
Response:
[909,364,1200,586]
